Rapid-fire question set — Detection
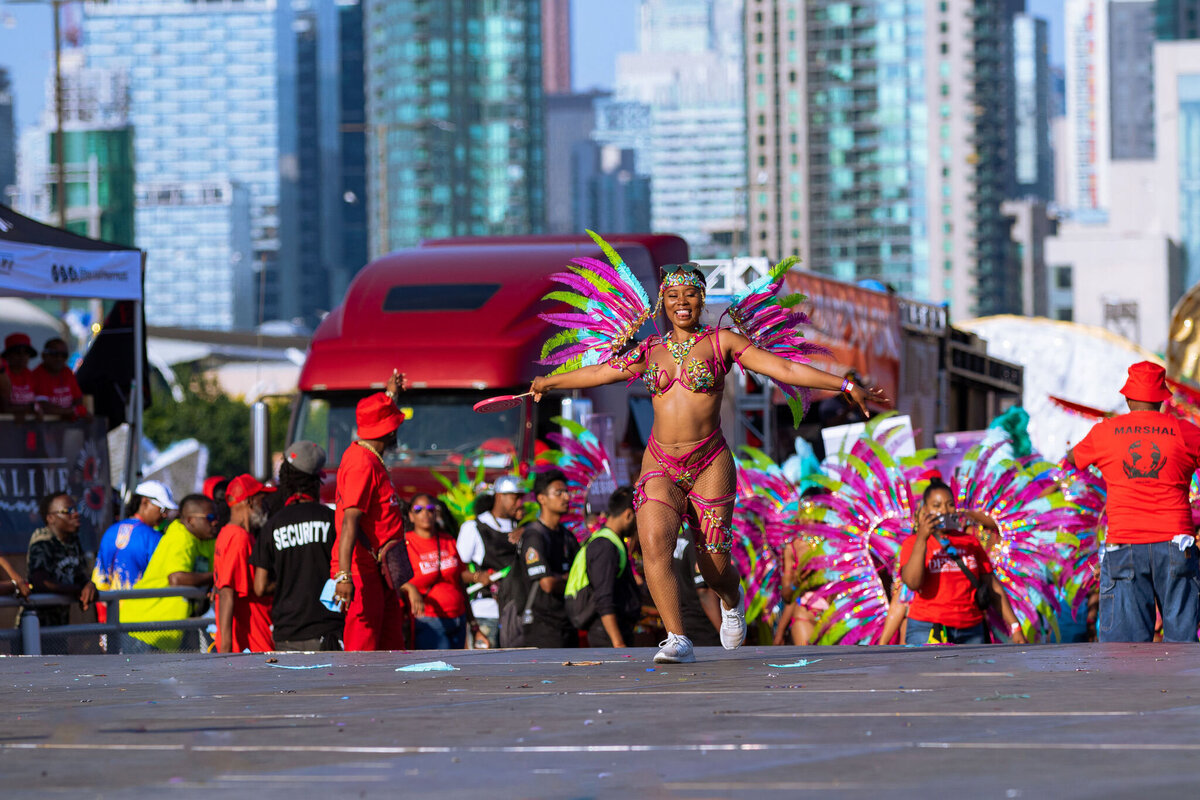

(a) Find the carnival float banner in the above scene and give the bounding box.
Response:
[784,271,901,402]
[0,419,111,554]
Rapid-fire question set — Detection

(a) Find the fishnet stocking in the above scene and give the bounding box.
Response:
[635,436,741,636]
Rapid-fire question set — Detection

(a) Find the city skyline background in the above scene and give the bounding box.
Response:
[2,0,1068,132]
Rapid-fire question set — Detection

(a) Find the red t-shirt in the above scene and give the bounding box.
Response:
[9,367,35,406]
[32,365,82,409]
[1073,410,1200,543]
[333,442,404,578]
[900,532,993,629]
[214,524,275,653]
[405,531,467,619]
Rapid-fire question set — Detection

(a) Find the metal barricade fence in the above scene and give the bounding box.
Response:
[0,587,213,655]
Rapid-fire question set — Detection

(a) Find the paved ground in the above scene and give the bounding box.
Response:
[2,643,1200,798]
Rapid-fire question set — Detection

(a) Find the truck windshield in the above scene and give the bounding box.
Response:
[295,391,524,469]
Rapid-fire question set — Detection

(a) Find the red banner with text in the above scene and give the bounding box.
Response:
[783,271,902,402]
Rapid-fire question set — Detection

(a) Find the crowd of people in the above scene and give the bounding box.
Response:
[0,331,89,419]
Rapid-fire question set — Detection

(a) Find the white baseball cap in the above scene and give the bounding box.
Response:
[134,480,178,511]
[491,475,522,495]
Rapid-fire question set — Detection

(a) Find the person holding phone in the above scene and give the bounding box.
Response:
[899,479,1026,645]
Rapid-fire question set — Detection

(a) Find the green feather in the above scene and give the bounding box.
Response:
[571,264,616,295]
[543,290,590,310]
[585,229,627,270]
[540,329,579,359]
[772,292,806,308]
[551,415,588,439]
[769,255,800,281]
[787,396,806,427]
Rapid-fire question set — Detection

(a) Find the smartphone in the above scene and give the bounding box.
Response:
[933,511,968,531]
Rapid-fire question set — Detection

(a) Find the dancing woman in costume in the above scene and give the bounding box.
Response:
[530,232,889,662]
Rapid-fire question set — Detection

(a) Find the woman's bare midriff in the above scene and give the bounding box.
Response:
[648,390,724,446]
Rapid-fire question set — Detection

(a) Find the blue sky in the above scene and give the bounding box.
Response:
[3,1,1066,134]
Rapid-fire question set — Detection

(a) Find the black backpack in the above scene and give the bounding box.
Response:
[497,524,550,648]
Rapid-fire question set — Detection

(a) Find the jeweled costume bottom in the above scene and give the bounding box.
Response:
[634,429,735,554]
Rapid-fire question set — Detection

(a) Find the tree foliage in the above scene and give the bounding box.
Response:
[142,368,293,479]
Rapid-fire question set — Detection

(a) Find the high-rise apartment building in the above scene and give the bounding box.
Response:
[84,0,282,330]
[278,0,368,327]
[1064,1,1156,214]
[1156,0,1200,38]
[1010,14,1054,201]
[0,69,14,205]
[1155,40,1200,289]
[14,52,136,247]
[613,0,745,258]
[546,91,611,235]
[747,1,1020,317]
[1110,0,1157,160]
[365,0,544,256]
[571,144,651,234]
[1064,0,1110,214]
[543,0,571,95]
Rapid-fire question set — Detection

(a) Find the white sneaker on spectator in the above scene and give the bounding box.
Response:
[720,585,747,650]
[654,633,695,664]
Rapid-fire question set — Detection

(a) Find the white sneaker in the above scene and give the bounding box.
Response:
[654,633,695,664]
[720,585,747,650]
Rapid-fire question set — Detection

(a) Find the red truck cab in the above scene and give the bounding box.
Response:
[292,236,687,501]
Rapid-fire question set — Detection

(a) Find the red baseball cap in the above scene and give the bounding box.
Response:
[1120,361,1172,403]
[225,473,276,506]
[3,332,35,357]
[356,392,405,439]
[202,475,227,499]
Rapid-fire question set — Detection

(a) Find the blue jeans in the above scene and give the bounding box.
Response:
[905,617,988,645]
[413,615,467,650]
[1099,541,1200,642]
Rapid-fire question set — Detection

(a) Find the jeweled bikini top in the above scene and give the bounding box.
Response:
[609,327,726,395]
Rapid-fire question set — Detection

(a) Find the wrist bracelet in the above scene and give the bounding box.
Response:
[841,377,855,393]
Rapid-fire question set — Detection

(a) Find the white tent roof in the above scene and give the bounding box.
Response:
[958,315,1158,460]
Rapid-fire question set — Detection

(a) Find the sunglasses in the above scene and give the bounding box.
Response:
[51,506,82,516]
[188,513,218,523]
[43,350,68,357]
[410,504,437,513]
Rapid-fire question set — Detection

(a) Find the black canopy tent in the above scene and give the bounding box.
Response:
[0,203,146,497]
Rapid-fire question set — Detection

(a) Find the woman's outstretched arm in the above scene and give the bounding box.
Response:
[721,330,890,416]
[531,362,636,400]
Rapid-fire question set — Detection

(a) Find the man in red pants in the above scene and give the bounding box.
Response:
[331,371,408,650]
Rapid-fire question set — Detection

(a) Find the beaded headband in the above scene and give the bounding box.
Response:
[659,267,706,293]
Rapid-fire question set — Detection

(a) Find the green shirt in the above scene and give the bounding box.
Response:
[118,519,213,651]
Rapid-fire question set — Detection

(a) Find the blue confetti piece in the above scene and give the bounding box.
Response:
[767,659,823,668]
[395,661,460,672]
[264,663,333,670]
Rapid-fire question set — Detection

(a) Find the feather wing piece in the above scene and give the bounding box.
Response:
[535,416,613,541]
[539,230,652,375]
[723,256,831,426]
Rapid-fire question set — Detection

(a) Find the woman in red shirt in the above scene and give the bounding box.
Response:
[402,493,480,649]
[899,480,1025,645]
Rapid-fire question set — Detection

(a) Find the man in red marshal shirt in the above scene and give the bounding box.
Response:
[331,371,409,651]
[215,474,276,652]
[1069,361,1200,642]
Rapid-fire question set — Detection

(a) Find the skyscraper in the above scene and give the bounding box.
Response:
[1010,14,1054,201]
[0,69,14,205]
[545,91,611,235]
[747,1,1021,317]
[1156,0,1200,39]
[1064,0,1157,214]
[1110,0,1157,160]
[1064,0,1110,214]
[277,0,368,327]
[364,0,545,256]
[612,0,746,258]
[542,0,572,95]
[84,0,282,329]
